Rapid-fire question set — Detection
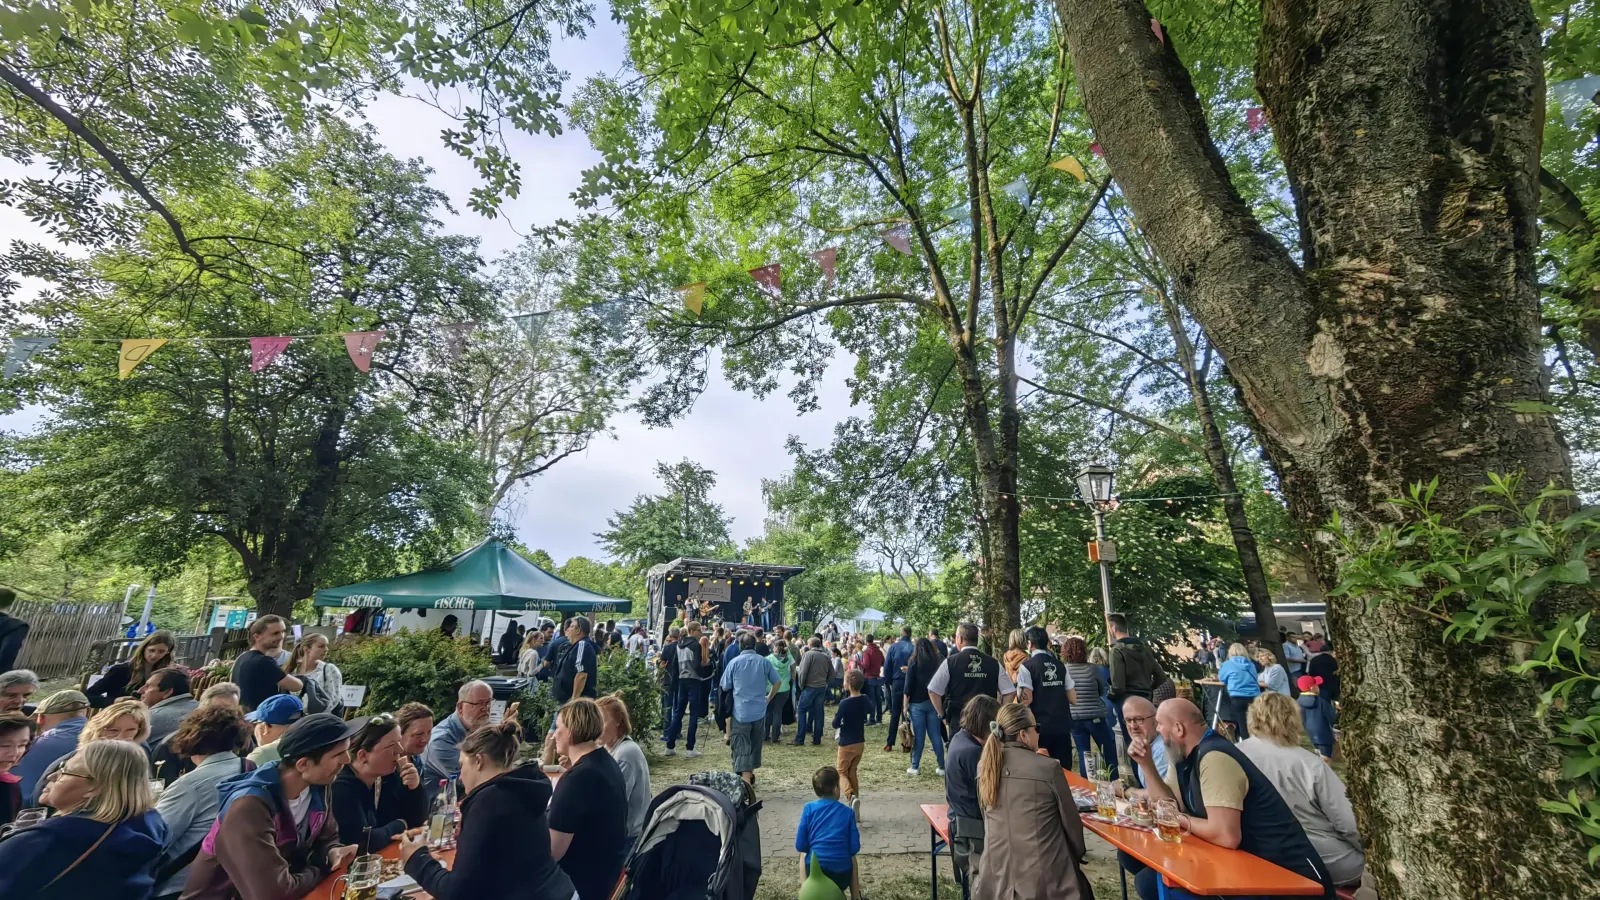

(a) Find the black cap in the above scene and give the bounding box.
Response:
[278,713,364,761]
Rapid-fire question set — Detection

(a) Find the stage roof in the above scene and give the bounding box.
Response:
[314,539,631,613]
[646,557,806,583]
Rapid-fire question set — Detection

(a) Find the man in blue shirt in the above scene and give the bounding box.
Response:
[720,632,780,785]
[883,626,915,752]
[1282,633,1307,687]
[1121,696,1169,788]
[13,689,89,804]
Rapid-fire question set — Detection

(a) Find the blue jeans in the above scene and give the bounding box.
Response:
[766,689,790,741]
[866,677,885,723]
[909,700,944,769]
[793,686,826,744]
[1070,716,1118,780]
[665,679,707,750]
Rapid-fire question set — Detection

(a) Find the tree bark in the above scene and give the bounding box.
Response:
[1158,295,1283,663]
[1056,0,1593,896]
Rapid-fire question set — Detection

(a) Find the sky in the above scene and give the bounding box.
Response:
[1,9,854,566]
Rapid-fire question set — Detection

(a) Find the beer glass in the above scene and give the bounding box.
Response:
[1129,789,1154,827]
[1095,779,1118,819]
[333,854,383,900]
[1155,797,1189,843]
[0,807,47,837]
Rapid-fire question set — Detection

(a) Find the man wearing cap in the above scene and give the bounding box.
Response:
[12,689,88,805]
[246,694,306,766]
[179,713,362,900]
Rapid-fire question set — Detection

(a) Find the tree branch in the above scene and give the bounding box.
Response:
[1017,376,1199,451]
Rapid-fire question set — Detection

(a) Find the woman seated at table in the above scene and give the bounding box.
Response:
[399,720,573,899]
[1238,693,1365,890]
[0,739,166,899]
[972,704,1089,900]
[548,698,630,900]
[332,713,426,849]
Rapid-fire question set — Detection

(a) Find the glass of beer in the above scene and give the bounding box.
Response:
[1129,789,1154,827]
[1096,779,1118,819]
[1155,797,1188,843]
[0,807,47,837]
[335,854,383,900]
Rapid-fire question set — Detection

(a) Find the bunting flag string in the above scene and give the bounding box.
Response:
[1151,17,1164,44]
[941,202,973,224]
[3,336,54,378]
[1048,155,1087,183]
[1003,489,1242,505]
[810,247,838,285]
[342,331,384,373]
[119,339,167,379]
[249,337,293,372]
[749,263,782,298]
[1552,76,1600,127]
[1089,142,1103,159]
[1246,107,1266,134]
[678,282,706,317]
[1001,176,1032,205]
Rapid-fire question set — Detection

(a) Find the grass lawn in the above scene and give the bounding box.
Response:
[753,850,1127,900]
[648,716,947,795]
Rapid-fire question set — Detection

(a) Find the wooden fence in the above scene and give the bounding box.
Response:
[10,598,129,679]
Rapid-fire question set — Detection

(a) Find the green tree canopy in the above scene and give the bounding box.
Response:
[596,458,735,572]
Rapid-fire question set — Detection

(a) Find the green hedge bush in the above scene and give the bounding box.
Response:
[330,629,495,717]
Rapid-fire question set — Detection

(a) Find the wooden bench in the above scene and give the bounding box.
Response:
[919,803,969,900]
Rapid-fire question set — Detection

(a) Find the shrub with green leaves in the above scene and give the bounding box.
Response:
[596,643,662,753]
[329,629,495,718]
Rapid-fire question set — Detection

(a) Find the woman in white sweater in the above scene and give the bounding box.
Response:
[285,632,343,712]
[1237,691,1365,889]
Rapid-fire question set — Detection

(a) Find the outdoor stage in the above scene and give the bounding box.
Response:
[644,557,804,636]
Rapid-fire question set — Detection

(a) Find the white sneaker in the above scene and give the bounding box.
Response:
[906,766,920,776]
[685,749,701,759]
[935,766,945,776]
[662,748,677,757]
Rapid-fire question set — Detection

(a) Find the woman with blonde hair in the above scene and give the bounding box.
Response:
[1256,648,1291,697]
[86,630,176,708]
[1001,628,1028,698]
[1238,692,1366,890]
[972,704,1087,900]
[548,699,629,900]
[37,698,151,793]
[1217,640,1262,739]
[284,632,342,713]
[0,739,167,899]
[596,692,650,852]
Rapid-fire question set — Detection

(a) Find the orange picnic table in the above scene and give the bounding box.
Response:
[918,803,965,900]
[314,842,451,899]
[1063,770,1325,898]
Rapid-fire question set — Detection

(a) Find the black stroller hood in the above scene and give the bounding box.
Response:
[625,783,763,900]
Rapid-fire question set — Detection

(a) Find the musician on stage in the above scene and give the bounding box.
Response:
[743,597,755,627]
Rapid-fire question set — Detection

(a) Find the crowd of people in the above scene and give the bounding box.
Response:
[0,597,1362,900]
[0,613,653,900]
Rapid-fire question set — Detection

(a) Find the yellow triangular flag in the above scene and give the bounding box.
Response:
[119,338,168,379]
[679,281,706,317]
[1049,155,1087,182]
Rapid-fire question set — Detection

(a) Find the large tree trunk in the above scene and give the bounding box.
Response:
[1056,1,1594,896]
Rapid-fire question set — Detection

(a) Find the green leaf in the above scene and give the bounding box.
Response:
[1503,400,1560,414]
[1563,753,1600,781]
[1553,557,1592,585]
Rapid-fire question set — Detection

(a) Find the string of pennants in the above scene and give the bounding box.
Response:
[1,311,557,380]
[674,150,1102,317]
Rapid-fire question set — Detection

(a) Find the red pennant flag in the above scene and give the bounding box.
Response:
[343,331,384,373]
[1151,18,1164,44]
[749,263,782,298]
[1246,107,1266,134]
[249,336,292,372]
[1089,142,1103,158]
[810,247,838,285]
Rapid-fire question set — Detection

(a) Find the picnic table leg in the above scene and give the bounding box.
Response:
[1156,873,1168,900]
[929,823,939,900]
[1120,865,1129,900]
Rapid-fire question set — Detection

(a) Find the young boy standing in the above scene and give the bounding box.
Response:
[795,766,862,900]
[832,669,870,815]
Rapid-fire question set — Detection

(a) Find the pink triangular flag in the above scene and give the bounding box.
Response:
[881,226,914,256]
[749,263,782,298]
[343,330,384,373]
[249,336,292,372]
[1151,18,1164,44]
[1089,142,1103,158]
[810,247,838,285]
[1246,107,1266,134]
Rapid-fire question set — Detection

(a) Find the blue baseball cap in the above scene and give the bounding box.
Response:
[245,693,305,725]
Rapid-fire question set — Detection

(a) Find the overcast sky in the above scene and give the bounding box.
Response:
[1,11,854,565]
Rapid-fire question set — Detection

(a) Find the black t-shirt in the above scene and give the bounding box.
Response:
[232,649,285,711]
[554,637,599,700]
[832,695,870,746]
[548,749,629,900]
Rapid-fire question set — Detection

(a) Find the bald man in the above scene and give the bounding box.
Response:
[1120,697,1168,788]
[1126,699,1333,900]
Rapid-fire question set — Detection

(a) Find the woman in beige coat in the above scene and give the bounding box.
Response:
[973,704,1090,900]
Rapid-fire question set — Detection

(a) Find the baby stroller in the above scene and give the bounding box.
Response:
[618,771,762,900]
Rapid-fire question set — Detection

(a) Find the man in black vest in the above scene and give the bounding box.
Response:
[1128,699,1334,900]
[927,622,1014,731]
[1015,626,1075,770]
[554,615,599,703]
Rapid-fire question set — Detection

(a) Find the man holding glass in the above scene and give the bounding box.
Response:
[1124,699,1333,900]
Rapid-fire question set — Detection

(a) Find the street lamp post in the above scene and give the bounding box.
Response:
[1076,464,1116,618]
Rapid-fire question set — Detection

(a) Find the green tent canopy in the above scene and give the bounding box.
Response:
[313,539,632,614]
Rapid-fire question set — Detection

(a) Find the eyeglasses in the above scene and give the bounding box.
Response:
[462,698,492,709]
[59,769,93,782]
[1126,714,1156,726]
